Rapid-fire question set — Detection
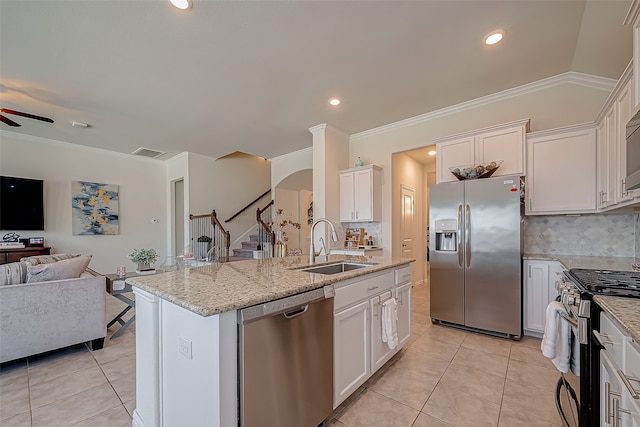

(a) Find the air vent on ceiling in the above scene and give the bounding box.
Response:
[131,147,166,159]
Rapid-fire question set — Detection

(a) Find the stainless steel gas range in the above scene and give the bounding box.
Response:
[560,268,640,427]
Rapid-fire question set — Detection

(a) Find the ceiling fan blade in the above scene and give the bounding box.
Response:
[0,108,54,123]
[0,114,21,127]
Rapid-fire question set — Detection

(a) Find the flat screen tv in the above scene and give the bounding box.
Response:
[0,176,45,231]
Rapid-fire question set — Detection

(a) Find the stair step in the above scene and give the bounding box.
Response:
[232,248,255,258]
[241,241,260,250]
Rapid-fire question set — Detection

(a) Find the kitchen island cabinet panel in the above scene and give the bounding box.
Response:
[334,300,369,408]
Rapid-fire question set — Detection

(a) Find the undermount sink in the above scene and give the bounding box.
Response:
[299,262,371,275]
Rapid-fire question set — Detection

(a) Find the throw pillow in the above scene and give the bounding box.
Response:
[0,261,29,286]
[20,253,80,266]
[26,255,92,283]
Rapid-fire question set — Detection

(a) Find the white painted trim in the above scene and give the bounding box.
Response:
[0,130,165,163]
[270,146,313,162]
[309,123,327,133]
[526,122,597,138]
[350,72,616,141]
[624,0,640,25]
[595,60,633,123]
[432,118,530,144]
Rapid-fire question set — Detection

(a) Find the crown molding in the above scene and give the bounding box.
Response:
[270,146,313,163]
[350,72,617,142]
[624,0,640,25]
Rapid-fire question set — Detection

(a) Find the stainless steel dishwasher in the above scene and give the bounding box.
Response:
[238,287,333,427]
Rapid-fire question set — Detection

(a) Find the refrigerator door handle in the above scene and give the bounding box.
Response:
[465,204,471,268]
[457,204,463,267]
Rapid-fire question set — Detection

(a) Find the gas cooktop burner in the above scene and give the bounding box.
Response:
[567,268,640,298]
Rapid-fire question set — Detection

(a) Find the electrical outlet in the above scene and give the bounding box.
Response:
[179,337,192,359]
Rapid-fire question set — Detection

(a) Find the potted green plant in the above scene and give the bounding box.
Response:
[128,248,158,271]
[196,235,212,260]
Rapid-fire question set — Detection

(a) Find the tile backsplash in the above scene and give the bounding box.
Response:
[524,213,637,257]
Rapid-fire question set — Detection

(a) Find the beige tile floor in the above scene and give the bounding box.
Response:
[0,282,579,427]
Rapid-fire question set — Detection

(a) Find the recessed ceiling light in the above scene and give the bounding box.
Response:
[329,98,341,106]
[427,150,436,156]
[170,0,191,10]
[484,30,505,46]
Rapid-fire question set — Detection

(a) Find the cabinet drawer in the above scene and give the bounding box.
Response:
[334,271,394,312]
[395,265,411,285]
[599,312,629,368]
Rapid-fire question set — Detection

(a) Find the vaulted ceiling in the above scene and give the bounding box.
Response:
[0,0,633,160]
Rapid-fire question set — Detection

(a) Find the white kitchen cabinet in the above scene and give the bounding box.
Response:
[333,266,411,408]
[395,282,412,348]
[525,125,597,215]
[334,299,369,407]
[598,105,619,209]
[434,119,529,183]
[624,2,640,112]
[370,293,397,373]
[339,165,382,222]
[596,64,639,210]
[598,312,640,427]
[523,259,565,337]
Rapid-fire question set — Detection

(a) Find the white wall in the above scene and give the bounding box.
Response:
[1,131,167,274]
[348,80,613,256]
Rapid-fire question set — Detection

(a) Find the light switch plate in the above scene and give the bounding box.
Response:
[179,337,192,359]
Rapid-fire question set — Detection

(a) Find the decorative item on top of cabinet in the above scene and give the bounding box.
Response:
[434,118,529,183]
[339,164,382,222]
[525,124,597,215]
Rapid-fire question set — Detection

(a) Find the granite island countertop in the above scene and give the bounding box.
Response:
[523,253,638,272]
[594,295,640,344]
[127,254,414,317]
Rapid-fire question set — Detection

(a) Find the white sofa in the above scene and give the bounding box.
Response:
[0,254,106,363]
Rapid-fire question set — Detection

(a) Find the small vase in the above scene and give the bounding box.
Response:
[137,263,151,271]
[355,157,364,167]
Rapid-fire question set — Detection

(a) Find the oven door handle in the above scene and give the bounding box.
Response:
[593,330,613,349]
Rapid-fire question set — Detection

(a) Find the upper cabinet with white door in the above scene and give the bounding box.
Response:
[526,124,597,215]
[596,62,639,210]
[434,118,529,183]
[339,165,382,222]
[624,1,640,112]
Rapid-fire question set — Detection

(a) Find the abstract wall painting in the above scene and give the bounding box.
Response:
[71,181,119,235]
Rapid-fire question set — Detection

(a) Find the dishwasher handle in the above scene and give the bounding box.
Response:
[284,305,309,319]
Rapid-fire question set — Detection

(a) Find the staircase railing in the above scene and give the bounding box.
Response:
[189,210,230,263]
[257,200,275,258]
[224,188,271,223]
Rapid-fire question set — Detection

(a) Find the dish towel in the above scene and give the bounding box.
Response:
[381,298,398,350]
[541,301,571,373]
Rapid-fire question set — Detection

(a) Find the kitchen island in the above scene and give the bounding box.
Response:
[127,254,414,427]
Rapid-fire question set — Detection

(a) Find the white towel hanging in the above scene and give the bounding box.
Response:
[541,301,571,373]
[381,298,398,350]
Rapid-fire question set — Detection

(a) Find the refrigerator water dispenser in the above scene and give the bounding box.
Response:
[434,219,457,252]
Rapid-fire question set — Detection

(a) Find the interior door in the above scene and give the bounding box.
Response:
[400,185,415,259]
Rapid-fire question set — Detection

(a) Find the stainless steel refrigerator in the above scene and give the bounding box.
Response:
[429,175,522,338]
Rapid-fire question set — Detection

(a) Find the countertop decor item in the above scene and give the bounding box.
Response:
[355,157,364,167]
[449,160,503,180]
[128,248,158,271]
